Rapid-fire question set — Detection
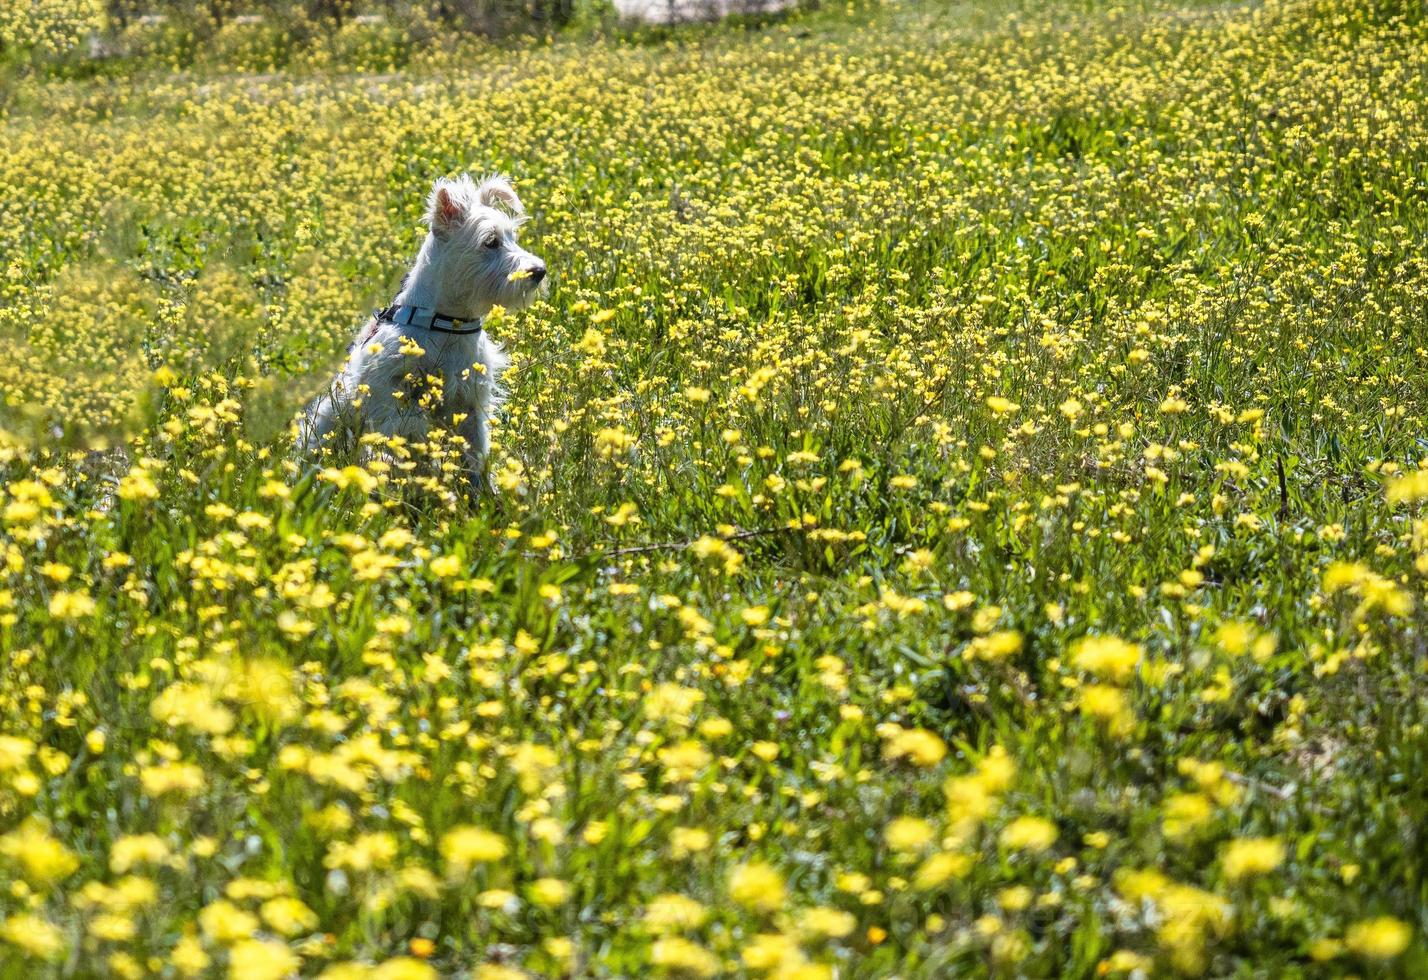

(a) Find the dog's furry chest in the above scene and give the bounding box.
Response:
[346,319,503,428]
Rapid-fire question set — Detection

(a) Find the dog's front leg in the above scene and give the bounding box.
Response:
[298,390,341,454]
[454,412,494,498]
[299,380,365,456]
[301,340,378,456]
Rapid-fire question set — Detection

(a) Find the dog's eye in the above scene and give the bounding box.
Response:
[483,236,499,249]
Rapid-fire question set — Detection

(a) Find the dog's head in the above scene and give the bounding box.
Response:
[425,173,548,319]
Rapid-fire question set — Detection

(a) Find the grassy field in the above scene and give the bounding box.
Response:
[3,0,1428,975]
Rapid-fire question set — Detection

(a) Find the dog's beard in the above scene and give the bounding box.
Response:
[449,255,545,316]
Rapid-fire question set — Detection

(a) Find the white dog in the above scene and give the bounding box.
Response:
[299,174,547,492]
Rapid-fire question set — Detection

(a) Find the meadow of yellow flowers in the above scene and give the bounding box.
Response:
[2,0,1428,974]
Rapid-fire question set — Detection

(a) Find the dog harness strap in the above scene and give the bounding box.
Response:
[375,304,483,336]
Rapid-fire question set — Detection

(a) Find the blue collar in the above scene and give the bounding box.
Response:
[376,304,482,335]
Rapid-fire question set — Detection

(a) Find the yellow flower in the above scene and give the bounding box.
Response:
[884,816,936,853]
[740,605,770,626]
[139,761,206,797]
[116,466,160,502]
[772,966,831,980]
[110,834,170,873]
[1211,620,1255,656]
[1078,683,1134,735]
[47,589,96,619]
[321,465,378,493]
[658,740,712,781]
[371,958,438,980]
[527,877,570,907]
[1386,469,1428,504]
[171,934,210,976]
[1162,792,1215,841]
[997,885,1033,911]
[0,914,65,960]
[740,932,802,970]
[698,716,733,739]
[999,816,1058,853]
[670,827,711,858]
[472,967,525,980]
[1068,635,1142,683]
[1344,916,1412,960]
[1114,869,1231,973]
[1220,837,1285,881]
[0,736,35,771]
[234,658,299,724]
[477,890,518,911]
[643,894,710,933]
[645,684,705,728]
[0,820,78,885]
[574,327,607,354]
[429,554,461,578]
[260,896,318,936]
[836,871,870,895]
[797,906,856,939]
[325,832,399,872]
[964,630,1023,662]
[89,914,137,942]
[1307,937,1343,962]
[650,936,720,977]
[440,826,509,870]
[728,861,786,913]
[1100,950,1152,974]
[913,851,973,890]
[227,938,300,980]
[150,682,234,735]
[199,900,258,944]
[881,728,947,767]
[529,817,565,845]
[319,965,374,980]
[277,610,316,639]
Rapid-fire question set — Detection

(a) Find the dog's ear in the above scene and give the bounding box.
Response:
[476,175,525,216]
[426,179,467,239]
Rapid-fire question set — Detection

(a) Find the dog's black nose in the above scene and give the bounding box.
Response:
[529,265,546,284]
